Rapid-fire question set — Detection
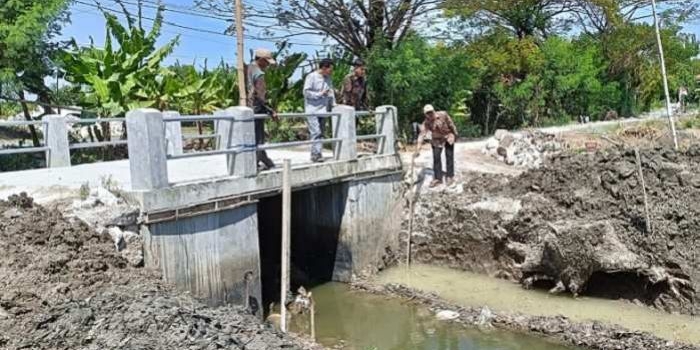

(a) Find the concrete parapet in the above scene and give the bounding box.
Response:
[164,111,183,157]
[126,109,169,190]
[332,105,357,161]
[45,115,71,168]
[376,105,398,155]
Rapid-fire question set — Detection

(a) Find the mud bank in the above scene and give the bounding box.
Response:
[0,194,321,350]
[407,146,700,315]
[353,282,699,350]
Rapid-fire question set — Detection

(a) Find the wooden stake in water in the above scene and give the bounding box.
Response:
[635,149,652,234]
[280,159,292,332]
[651,0,679,150]
[309,295,316,341]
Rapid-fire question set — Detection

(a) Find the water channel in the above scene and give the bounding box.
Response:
[298,283,578,350]
[287,264,699,349]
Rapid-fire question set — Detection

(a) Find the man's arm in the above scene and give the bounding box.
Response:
[446,113,458,137]
[303,74,324,100]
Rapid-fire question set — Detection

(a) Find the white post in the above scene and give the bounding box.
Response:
[163,111,183,157]
[332,105,357,161]
[125,109,169,190]
[375,105,398,155]
[651,0,679,150]
[224,106,257,177]
[280,159,292,333]
[45,115,71,168]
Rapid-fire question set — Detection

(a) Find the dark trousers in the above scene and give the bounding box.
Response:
[432,143,454,181]
[254,119,274,167]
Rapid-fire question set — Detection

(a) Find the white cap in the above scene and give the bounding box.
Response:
[254,49,277,64]
[423,104,435,114]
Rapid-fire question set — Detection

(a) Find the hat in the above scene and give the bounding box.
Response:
[352,58,365,67]
[254,49,276,64]
[423,104,435,114]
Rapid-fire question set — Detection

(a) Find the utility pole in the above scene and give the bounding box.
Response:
[651,0,679,150]
[235,0,247,106]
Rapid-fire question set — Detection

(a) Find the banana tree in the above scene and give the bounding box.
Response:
[176,65,224,148]
[59,1,178,140]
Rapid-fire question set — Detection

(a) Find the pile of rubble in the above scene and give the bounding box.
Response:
[483,129,563,168]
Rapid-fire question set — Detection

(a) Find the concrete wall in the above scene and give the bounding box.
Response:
[141,203,262,313]
[291,173,403,283]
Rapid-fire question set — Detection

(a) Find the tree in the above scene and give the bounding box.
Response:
[196,0,441,56]
[571,0,699,35]
[59,1,178,140]
[0,0,70,145]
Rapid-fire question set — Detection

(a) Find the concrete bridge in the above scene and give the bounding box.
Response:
[0,105,404,312]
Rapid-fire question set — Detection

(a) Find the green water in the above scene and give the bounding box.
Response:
[304,283,577,350]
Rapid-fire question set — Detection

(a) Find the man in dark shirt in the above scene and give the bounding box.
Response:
[246,48,279,170]
[340,59,368,111]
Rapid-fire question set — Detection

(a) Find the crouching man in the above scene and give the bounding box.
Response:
[414,104,458,188]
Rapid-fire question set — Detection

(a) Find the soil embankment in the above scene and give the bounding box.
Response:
[408,146,699,316]
[0,193,320,350]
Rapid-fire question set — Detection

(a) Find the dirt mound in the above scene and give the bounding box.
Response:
[0,194,319,350]
[409,146,700,315]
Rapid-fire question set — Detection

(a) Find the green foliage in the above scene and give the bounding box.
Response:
[59,3,179,117]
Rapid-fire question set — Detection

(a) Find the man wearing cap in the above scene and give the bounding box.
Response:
[247,48,279,170]
[304,58,336,163]
[340,59,368,111]
[414,105,458,188]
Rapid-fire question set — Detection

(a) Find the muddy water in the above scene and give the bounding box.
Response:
[378,265,700,345]
[304,283,578,350]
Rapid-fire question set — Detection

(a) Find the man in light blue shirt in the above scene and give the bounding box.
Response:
[304,58,336,163]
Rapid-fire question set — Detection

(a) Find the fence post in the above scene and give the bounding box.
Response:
[163,111,183,157]
[375,105,397,155]
[332,105,357,161]
[45,115,71,168]
[224,106,257,177]
[126,109,169,190]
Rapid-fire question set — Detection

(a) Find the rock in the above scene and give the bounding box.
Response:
[494,129,509,141]
[107,226,143,267]
[435,310,460,321]
[2,208,23,219]
[105,208,140,227]
[477,307,494,327]
[485,138,499,150]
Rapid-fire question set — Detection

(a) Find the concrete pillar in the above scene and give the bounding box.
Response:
[142,203,262,310]
[332,105,357,161]
[375,105,398,155]
[45,115,71,168]
[223,106,256,177]
[215,109,232,151]
[126,109,169,190]
[163,111,183,157]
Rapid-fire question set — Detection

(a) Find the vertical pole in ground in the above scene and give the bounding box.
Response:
[651,0,679,150]
[280,159,292,333]
[235,0,247,106]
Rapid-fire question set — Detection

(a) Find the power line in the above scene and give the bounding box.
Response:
[76,0,327,47]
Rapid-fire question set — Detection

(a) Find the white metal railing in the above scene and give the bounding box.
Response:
[125,105,398,190]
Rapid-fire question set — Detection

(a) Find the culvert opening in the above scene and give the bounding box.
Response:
[582,271,652,302]
[257,184,348,314]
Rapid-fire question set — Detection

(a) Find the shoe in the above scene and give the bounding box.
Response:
[311,154,325,163]
[429,180,442,188]
[446,177,455,187]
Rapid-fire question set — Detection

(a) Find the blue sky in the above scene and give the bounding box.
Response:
[61,0,700,67]
[60,0,330,68]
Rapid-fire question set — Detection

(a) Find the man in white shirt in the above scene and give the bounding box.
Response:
[303,58,336,163]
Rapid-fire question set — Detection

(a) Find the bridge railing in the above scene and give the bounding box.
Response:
[126,105,398,190]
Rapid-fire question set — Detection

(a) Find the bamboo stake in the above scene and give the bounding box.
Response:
[651,0,679,150]
[634,149,652,234]
[406,155,417,268]
[280,159,291,332]
[309,296,316,341]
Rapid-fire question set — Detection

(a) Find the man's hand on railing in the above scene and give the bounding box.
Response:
[271,111,280,122]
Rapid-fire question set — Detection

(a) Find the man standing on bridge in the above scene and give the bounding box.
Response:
[304,58,336,163]
[414,104,458,188]
[247,48,279,171]
[340,59,368,111]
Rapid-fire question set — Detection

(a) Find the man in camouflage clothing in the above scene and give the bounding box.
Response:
[340,59,368,111]
[414,104,458,188]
